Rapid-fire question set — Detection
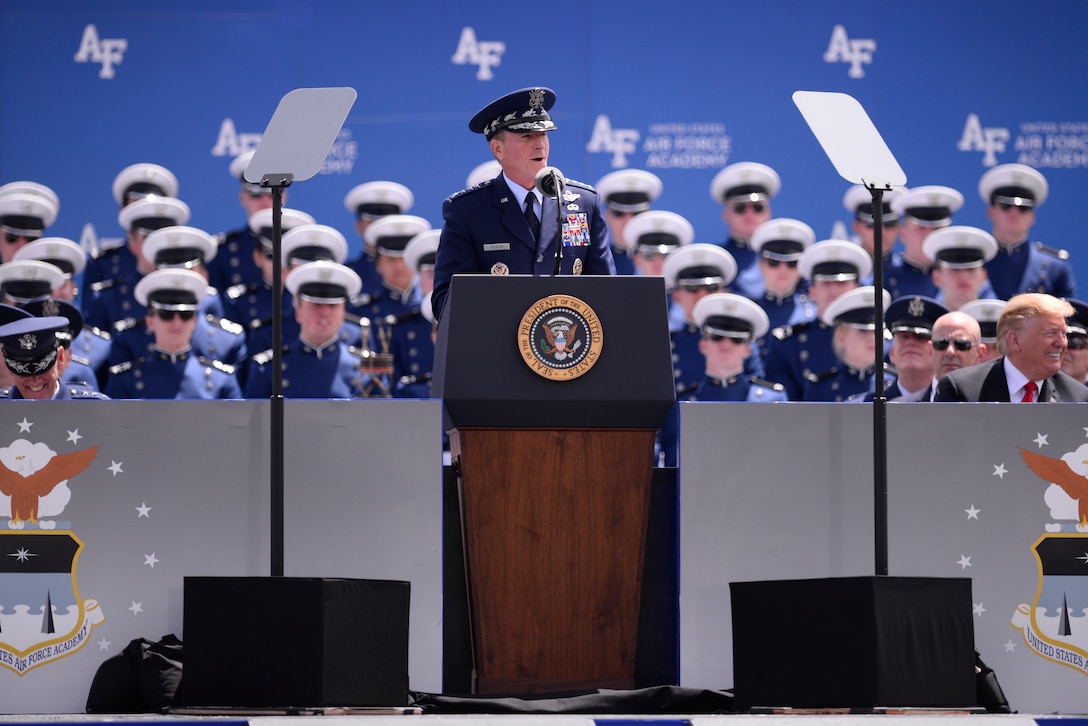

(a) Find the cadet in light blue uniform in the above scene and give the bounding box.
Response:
[85,196,192,333]
[708,161,780,301]
[802,286,893,402]
[243,261,365,399]
[82,164,178,312]
[763,239,872,400]
[596,168,663,276]
[922,225,999,311]
[107,226,247,373]
[343,181,415,299]
[0,181,59,264]
[748,217,817,360]
[106,269,241,399]
[206,150,274,292]
[658,292,786,466]
[431,86,615,321]
[0,315,109,400]
[884,185,963,300]
[979,163,1075,300]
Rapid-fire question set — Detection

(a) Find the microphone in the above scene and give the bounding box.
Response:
[534,166,565,199]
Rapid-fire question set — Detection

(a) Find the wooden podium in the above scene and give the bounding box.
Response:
[433,275,675,695]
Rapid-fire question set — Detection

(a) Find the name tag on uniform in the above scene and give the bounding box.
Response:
[484,243,510,251]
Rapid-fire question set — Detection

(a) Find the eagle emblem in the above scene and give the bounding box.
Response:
[0,440,100,529]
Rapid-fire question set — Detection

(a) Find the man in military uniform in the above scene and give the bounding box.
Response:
[0,303,32,390]
[243,261,365,399]
[979,163,1074,300]
[657,292,786,465]
[960,298,1005,364]
[0,181,60,263]
[0,315,109,400]
[762,239,872,399]
[708,161,780,300]
[595,168,663,276]
[83,195,191,331]
[842,184,904,269]
[748,217,817,358]
[802,286,893,402]
[1061,299,1088,385]
[106,268,241,399]
[661,243,739,394]
[21,297,103,393]
[83,163,179,294]
[389,229,441,395]
[884,185,963,299]
[896,310,987,402]
[206,150,276,292]
[921,225,999,311]
[343,181,415,298]
[431,86,615,321]
[877,295,948,400]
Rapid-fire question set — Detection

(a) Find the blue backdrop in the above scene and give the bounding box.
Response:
[2,0,1087,291]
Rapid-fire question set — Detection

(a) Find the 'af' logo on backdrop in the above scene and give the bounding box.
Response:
[451,27,505,81]
[73,24,127,80]
[958,114,1011,167]
[586,115,640,169]
[823,25,875,79]
[210,119,262,159]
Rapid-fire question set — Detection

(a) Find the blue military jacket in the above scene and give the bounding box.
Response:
[106,349,241,399]
[243,337,363,399]
[985,239,1076,300]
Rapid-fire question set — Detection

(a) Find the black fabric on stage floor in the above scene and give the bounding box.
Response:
[412,686,734,714]
[442,465,679,693]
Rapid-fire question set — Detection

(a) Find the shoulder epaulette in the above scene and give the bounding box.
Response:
[250,316,272,331]
[88,325,111,340]
[1035,241,1070,260]
[206,285,219,296]
[564,177,593,191]
[90,278,119,293]
[70,354,92,366]
[397,372,433,386]
[805,367,839,384]
[450,178,494,200]
[197,356,236,375]
[113,317,139,333]
[207,315,244,335]
[773,321,810,341]
[226,282,254,300]
[109,359,139,375]
[749,376,786,392]
[251,347,283,366]
[675,381,699,398]
[349,292,374,307]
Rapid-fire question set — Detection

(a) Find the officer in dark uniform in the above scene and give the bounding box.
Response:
[802,286,893,402]
[206,150,275,292]
[708,161,780,300]
[392,292,437,399]
[657,292,786,466]
[1061,298,1088,385]
[0,181,60,263]
[0,315,109,400]
[862,295,948,401]
[921,225,999,311]
[243,261,365,399]
[84,195,191,332]
[763,239,872,400]
[0,303,32,390]
[21,297,103,393]
[595,168,663,276]
[83,163,178,296]
[748,217,817,357]
[842,184,904,284]
[980,163,1075,300]
[884,185,963,299]
[431,86,615,321]
[661,243,739,393]
[106,269,241,399]
[959,298,1006,363]
[343,181,415,299]
[107,226,247,374]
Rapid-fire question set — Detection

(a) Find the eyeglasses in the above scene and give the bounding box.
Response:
[2,232,40,243]
[706,333,749,344]
[732,202,765,215]
[997,203,1032,213]
[153,309,196,322]
[638,249,665,261]
[763,258,798,269]
[678,282,722,294]
[1068,335,1088,350]
[609,209,643,219]
[932,337,974,352]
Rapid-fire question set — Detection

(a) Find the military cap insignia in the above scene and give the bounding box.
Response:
[908,297,926,318]
[18,334,37,351]
[528,88,545,112]
[573,258,583,276]
[490,262,509,275]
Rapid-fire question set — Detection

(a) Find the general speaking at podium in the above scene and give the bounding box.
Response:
[431,86,615,321]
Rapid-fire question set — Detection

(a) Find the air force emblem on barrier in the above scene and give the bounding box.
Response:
[518,295,602,380]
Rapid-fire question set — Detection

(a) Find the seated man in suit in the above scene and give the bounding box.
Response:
[934,293,1088,402]
[896,310,986,402]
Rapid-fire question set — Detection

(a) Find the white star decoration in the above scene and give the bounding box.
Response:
[97,637,111,651]
[17,418,31,432]
[1004,640,1017,653]
[973,602,987,617]
[143,553,159,568]
[67,429,82,444]
[957,555,972,569]
[992,463,1007,479]
[9,548,35,563]
[129,601,143,615]
[1077,553,1088,565]
[965,505,980,520]
[1034,433,1049,448]
[136,503,151,518]
[108,461,124,476]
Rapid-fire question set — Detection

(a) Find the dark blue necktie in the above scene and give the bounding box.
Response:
[525,195,541,241]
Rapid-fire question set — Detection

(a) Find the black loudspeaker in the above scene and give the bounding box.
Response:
[177,576,410,707]
[730,576,976,711]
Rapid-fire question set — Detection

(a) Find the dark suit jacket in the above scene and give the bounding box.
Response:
[431,172,615,320]
[933,357,1088,402]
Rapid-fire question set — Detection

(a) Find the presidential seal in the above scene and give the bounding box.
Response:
[518,295,602,380]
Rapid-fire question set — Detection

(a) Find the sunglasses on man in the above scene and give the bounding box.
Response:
[732,202,765,215]
[153,309,196,322]
[932,337,974,352]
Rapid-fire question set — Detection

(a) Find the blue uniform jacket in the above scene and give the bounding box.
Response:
[431,173,615,320]
[243,338,363,399]
[106,350,241,399]
[985,240,1076,300]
